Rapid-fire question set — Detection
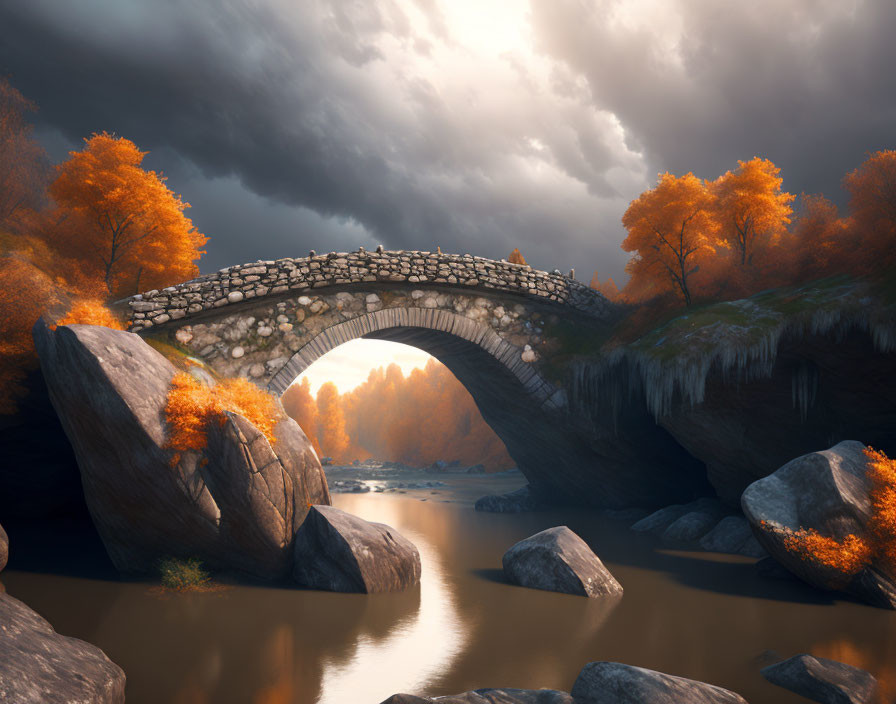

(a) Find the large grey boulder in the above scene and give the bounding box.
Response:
[741,440,896,608]
[0,592,125,703]
[571,662,748,704]
[293,505,421,592]
[33,321,330,580]
[761,654,879,704]
[381,689,575,704]
[0,522,7,572]
[502,526,622,598]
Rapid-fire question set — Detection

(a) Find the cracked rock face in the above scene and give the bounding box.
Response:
[33,321,330,580]
[293,505,421,593]
[502,526,623,598]
[0,592,126,703]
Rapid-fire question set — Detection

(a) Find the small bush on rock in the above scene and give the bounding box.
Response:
[164,372,283,464]
[778,447,896,584]
[158,557,210,590]
[55,299,125,329]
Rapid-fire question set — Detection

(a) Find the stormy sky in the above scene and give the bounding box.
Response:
[1,0,893,283]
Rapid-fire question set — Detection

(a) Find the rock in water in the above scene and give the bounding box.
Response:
[699,516,754,554]
[741,440,896,608]
[293,505,421,592]
[761,654,879,704]
[502,526,622,598]
[475,485,537,513]
[0,522,7,572]
[0,592,125,703]
[381,690,575,704]
[571,662,748,704]
[33,321,330,580]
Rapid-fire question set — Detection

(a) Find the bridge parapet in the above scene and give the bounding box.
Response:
[125,249,610,332]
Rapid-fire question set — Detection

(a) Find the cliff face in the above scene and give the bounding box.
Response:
[566,275,896,505]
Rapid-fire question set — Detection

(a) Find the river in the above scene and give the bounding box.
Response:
[2,469,895,703]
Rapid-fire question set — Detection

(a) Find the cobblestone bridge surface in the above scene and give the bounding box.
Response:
[125,249,612,332]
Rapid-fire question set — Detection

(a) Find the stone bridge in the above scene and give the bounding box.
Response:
[122,249,695,507]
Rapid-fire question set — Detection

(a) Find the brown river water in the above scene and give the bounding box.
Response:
[2,470,896,704]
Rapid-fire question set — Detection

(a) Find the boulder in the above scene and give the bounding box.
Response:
[632,498,726,536]
[0,522,7,572]
[33,321,330,580]
[761,654,878,704]
[475,486,537,513]
[381,690,574,704]
[293,505,421,593]
[699,516,753,554]
[0,592,125,703]
[741,440,896,608]
[502,526,622,598]
[662,511,718,543]
[571,662,748,704]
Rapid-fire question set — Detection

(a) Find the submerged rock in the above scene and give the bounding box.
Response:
[475,485,537,513]
[33,321,330,580]
[662,511,718,543]
[0,522,7,572]
[742,440,896,608]
[293,505,421,593]
[0,592,125,703]
[761,654,878,704]
[571,661,748,704]
[502,526,622,598]
[381,689,574,704]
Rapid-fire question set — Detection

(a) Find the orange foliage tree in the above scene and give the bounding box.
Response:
[711,158,793,267]
[284,360,514,470]
[621,172,719,306]
[508,247,528,265]
[843,150,896,270]
[49,132,207,297]
[0,78,49,229]
[589,271,621,301]
[315,382,349,461]
[164,372,283,465]
[280,377,323,457]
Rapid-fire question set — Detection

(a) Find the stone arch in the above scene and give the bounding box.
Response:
[268,306,563,409]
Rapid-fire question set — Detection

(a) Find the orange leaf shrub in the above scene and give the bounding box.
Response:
[164,372,283,465]
[777,447,896,581]
[56,299,125,329]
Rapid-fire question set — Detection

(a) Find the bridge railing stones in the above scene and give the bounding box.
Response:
[124,250,611,332]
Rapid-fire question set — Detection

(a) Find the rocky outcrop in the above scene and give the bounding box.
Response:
[293,505,421,593]
[742,440,896,608]
[0,522,7,572]
[381,690,575,704]
[475,486,537,513]
[571,662,748,704]
[761,655,879,704]
[502,526,622,598]
[33,321,330,580]
[699,516,766,557]
[0,592,125,703]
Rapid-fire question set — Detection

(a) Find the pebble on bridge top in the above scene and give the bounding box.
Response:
[125,248,612,332]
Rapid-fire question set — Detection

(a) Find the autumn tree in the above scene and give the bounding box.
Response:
[843,150,896,269]
[621,173,719,306]
[786,194,850,282]
[0,77,49,229]
[315,382,349,461]
[281,377,323,457]
[589,271,620,301]
[508,247,528,265]
[711,157,794,266]
[49,132,207,298]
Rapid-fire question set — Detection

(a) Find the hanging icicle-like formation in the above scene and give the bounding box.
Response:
[791,361,819,421]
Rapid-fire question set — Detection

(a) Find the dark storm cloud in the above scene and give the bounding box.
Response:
[0,1,891,282]
[531,0,896,201]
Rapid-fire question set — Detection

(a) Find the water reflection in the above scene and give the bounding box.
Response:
[2,478,896,704]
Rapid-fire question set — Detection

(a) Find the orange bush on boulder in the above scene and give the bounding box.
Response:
[779,447,896,581]
[56,299,124,329]
[164,372,283,465]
